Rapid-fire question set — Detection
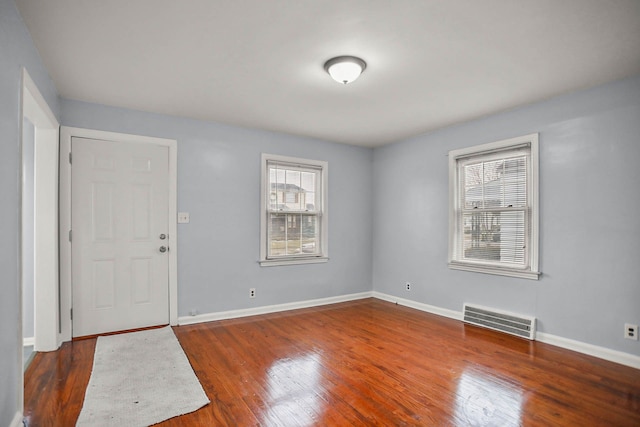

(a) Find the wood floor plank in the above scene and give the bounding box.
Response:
[24,298,640,426]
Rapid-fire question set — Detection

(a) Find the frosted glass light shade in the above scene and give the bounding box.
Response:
[324,56,366,84]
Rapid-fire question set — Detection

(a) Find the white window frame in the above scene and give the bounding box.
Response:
[260,153,328,266]
[448,133,540,279]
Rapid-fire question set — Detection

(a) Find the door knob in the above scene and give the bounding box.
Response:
[159,233,167,240]
[159,246,167,253]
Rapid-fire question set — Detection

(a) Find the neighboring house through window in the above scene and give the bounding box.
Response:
[260,154,328,266]
[448,134,540,279]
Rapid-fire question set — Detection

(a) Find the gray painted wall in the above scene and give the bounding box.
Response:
[0,0,59,423]
[372,74,640,356]
[22,118,35,340]
[61,99,374,316]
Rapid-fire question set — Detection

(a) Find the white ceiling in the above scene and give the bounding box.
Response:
[16,0,640,147]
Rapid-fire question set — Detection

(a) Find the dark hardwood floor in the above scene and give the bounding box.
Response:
[24,298,640,426]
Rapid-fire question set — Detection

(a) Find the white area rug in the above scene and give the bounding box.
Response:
[76,326,209,426]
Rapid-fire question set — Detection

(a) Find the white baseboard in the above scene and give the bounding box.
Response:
[23,336,34,347]
[9,411,23,427]
[374,291,640,370]
[177,290,640,370]
[536,332,640,370]
[178,291,373,326]
[372,291,463,321]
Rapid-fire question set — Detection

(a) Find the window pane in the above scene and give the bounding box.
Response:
[461,210,526,265]
[301,172,315,192]
[464,163,484,209]
[502,157,527,208]
[268,213,319,257]
[285,214,302,254]
[268,213,287,256]
[301,215,319,254]
[301,172,316,210]
[268,164,319,212]
[463,156,527,209]
[268,166,286,210]
[482,159,504,208]
[304,192,316,210]
[285,170,301,210]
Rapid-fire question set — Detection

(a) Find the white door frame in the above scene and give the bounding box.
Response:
[21,69,60,352]
[59,126,178,342]
[20,68,60,419]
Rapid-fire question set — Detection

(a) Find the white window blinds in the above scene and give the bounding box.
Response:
[449,134,539,279]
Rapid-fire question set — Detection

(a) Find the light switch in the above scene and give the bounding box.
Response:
[177,212,190,224]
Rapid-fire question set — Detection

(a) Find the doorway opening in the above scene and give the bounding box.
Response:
[20,68,60,411]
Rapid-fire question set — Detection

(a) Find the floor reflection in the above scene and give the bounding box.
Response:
[263,353,323,426]
[455,369,523,427]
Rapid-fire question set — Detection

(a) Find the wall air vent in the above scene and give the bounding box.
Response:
[463,304,536,340]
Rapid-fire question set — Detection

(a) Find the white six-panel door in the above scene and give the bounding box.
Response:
[71,137,170,337]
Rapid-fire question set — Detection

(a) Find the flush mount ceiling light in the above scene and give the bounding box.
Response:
[324,56,367,85]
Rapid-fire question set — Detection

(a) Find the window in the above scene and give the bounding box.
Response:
[448,134,539,279]
[260,154,328,266]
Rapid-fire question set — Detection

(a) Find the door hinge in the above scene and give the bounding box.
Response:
[70,308,73,320]
[69,230,72,242]
[69,152,72,164]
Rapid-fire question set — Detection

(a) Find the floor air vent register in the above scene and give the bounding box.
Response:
[463,304,536,340]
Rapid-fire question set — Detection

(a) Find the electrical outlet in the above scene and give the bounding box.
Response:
[189,308,198,316]
[624,323,638,340]
[405,282,411,291]
[249,288,256,298]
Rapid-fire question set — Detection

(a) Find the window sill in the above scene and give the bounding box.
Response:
[259,257,329,267]
[448,262,540,280]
